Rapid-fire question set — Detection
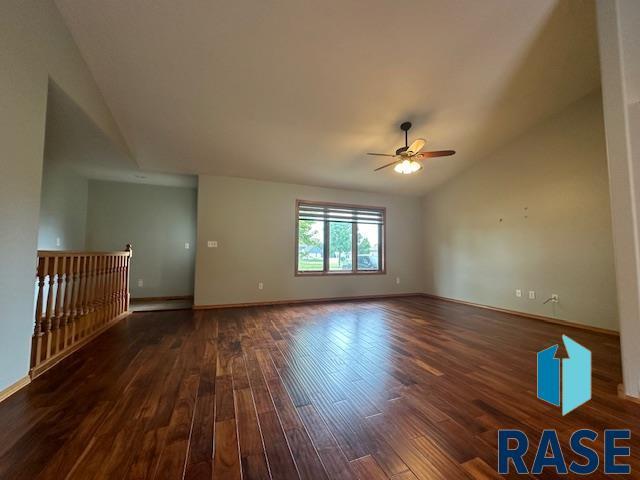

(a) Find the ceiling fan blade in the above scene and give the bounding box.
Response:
[374,160,400,171]
[406,138,426,155]
[367,153,397,157]
[418,150,456,158]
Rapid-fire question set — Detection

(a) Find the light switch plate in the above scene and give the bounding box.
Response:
[137,279,144,287]
[208,240,218,248]
[528,290,535,299]
[516,289,522,297]
[185,242,190,249]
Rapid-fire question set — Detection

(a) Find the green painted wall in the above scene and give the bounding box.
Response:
[86,180,197,298]
[422,92,618,330]
[195,176,424,306]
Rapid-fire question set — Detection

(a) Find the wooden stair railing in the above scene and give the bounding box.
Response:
[30,244,133,378]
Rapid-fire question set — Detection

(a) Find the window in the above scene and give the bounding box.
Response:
[296,200,385,275]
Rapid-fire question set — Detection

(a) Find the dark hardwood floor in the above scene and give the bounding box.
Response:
[0,296,638,479]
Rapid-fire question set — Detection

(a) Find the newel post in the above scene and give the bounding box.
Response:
[125,244,133,311]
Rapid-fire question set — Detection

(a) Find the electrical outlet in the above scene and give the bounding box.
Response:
[137,279,144,288]
[528,290,536,300]
[258,282,264,290]
[516,289,522,298]
[55,237,61,247]
[395,277,400,285]
[184,242,190,249]
[207,240,218,248]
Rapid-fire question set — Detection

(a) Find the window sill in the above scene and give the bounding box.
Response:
[295,270,386,277]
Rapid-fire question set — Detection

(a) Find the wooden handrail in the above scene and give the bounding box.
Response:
[37,250,133,256]
[30,244,133,378]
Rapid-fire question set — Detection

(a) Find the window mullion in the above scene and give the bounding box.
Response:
[323,220,329,273]
[379,223,383,272]
[352,222,357,273]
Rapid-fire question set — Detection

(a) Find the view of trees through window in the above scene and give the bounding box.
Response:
[329,222,352,271]
[297,203,384,274]
[297,220,324,271]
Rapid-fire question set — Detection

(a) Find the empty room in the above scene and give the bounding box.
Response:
[1,0,640,478]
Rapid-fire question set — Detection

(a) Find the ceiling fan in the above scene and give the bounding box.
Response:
[367,122,455,174]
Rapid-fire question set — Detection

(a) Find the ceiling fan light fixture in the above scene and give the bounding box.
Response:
[394,159,422,174]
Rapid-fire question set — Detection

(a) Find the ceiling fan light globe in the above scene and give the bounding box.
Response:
[394,160,422,174]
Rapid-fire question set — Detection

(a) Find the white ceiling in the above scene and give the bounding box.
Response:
[54,0,601,195]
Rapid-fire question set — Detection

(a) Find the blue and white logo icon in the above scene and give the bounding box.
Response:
[537,335,591,415]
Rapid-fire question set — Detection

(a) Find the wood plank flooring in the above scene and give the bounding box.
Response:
[0,296,638,479]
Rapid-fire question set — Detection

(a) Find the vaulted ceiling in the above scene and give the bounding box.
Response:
[54,0,601,195]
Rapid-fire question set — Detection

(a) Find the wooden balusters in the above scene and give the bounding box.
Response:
[53,256,66,355]
[30,247,133,378]
[62,255,75,349]
[32,257,46,368]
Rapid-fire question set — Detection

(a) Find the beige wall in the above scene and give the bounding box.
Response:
[0,1,127,391]
[422,92,618,330]
[195,176,423,306]
[86,180,197,299]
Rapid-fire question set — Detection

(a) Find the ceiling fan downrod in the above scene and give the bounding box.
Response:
[400,121,412,148]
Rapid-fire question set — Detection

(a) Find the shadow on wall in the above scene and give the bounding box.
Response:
[44,79,136,176]
[470,0,600,157]
[420,2,617,330]
[38,80,137,250]
[435,0,601,184]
